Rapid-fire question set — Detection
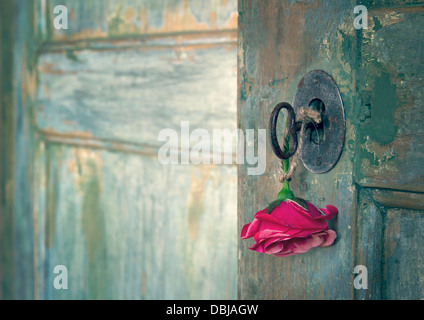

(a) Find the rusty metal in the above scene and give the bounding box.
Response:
[269,102,323,160]
[269,70,345,173]
[269,102,298,160]
[292,70,345,174]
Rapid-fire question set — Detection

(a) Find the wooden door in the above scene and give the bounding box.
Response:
[1,0,238,300]
[238,0,424,300]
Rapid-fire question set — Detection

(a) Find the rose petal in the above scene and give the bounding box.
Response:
[253,229,290,242]
[318,205,338,221]
[272,249,295,257]
[270,202,329,230]
[319,230,337,247]
[305,202,326,219]
[249,241,265,253]
[264,240,285,254]
[295,234,324,252]
[241,218,262,239]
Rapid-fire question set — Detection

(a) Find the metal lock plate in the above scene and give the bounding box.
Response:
[292,70,345,174]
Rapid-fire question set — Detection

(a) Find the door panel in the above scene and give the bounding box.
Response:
[384,208,424,299]
[0,0,40,300]
[238,0,358,300]
[37,45,237,149]
[356,190,424,300]
[35,142,236,299]
[238,0,424,300]
[0,0,239,300]
[47,0,238,40]
[354,5,424,192]
[354,190,385,300]
[33,0,238,300]
[354,1,424,300]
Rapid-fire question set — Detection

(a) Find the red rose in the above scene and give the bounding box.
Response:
[241,199,338,257]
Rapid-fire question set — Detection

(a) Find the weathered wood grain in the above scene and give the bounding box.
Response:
[35,143,237,300]
[238,0,424,300]
[360,0,424,9]
[354,190,385,300]
[33,0,238,300]
[370,188,424,210]
[36,42,237,152]
[384,208,424,299]
[354,7,424,192]
[39,31,237,53]
[47,0,238,41]
[0,0,17,300]
[353,0,424,301]
[355,188,424,300]
[2,0,238,300]
[238,0,358,300]
[0,0,40,300]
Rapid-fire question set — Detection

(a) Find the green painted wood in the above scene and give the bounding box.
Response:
[384,208,424,299]
[353,5,424,192]
[35,143,236,300]
[5,0,423,301]
[354,190,385,300]
[0,0,17,301]
[3,0,238,300]
[12,1,39,300]
[238,0,424,300]
[352,2,424,299]
[47,0,238,41]
[355,189,424,300]
[370,189,424,210]
[34,0,237,300]
[360,0,424,9]
[238,0,358,300]
[36,43,237,151]
[0,0,42,300]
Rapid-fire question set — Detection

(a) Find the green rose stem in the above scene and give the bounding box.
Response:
[277,117,294,201]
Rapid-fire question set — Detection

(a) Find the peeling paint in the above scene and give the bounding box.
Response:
[50,0,237,41]
[354,7,424,191]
